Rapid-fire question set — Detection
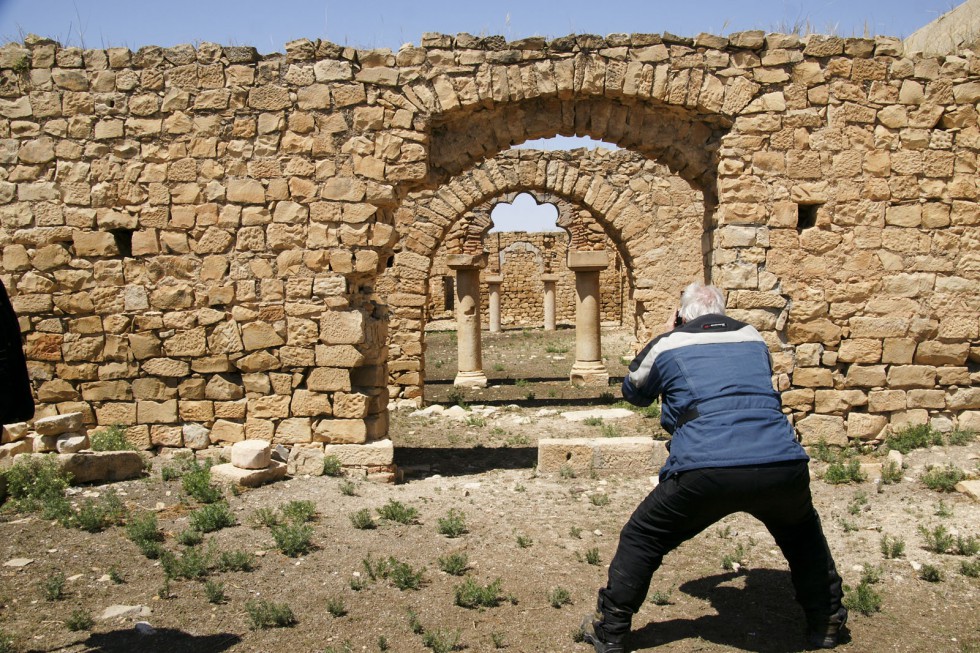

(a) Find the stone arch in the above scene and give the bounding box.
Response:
[381,148,704,399]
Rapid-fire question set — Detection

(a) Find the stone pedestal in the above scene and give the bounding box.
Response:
[449,253,488,388]
[541,273,559,331]
[568,251,609,386]
[486,275,503,333]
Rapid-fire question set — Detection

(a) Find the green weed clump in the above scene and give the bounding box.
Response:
[176,529,203,547]
[181,460,223,504]
[89,425,135,451]
[65,608,95,631]
[4,456,71,519]
[218,549,256,572]
[126,511,165,559]
[204,580,226,604]
[245,599,296,629]
[323,455,344,477]
[585,548,601,566]
[281,500,317,523]
[842,581,882,616]
[326,596,347,618]
[438,552,469,576]
[649,589,673,605]
[947,429,976,446]
[42,572,66,601]
[880,534,906,559]
[68,489,128,532]
[880,460,903,484]
[589,493,611,507]
[161,545,213,580]
[349,508,376,530]
[919,564,944,582]
[960,559,980,578]
[422,629,461,653]
[454,578,503,608]
[437,508,467,538]
[190,502,235,533]
[919,525,955,553]
[0,629,14,653]
[377,499,419,524]
[270,522,314,557]
[548,586,572,608]
[886,424,943,454]
[921,464,966,492]
[823,459,866,485]
[250,507,282,528]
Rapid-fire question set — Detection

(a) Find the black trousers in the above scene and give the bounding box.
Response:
[597,460,843,642]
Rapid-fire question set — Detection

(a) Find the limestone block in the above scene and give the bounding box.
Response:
[34,412,84,436]
[1,422,29,444]
[248,395,290,419]
[847,414,888,441]
[886,365,936,389]
[907,389,946,410]
[136,400,177,424]
[55,433,89,453]
[796,414,847,446]
[211,460,286,488]
[307,367,351,392]
[316,345,365,367]
[324,439,394,467]
[868,390,906,413]
[914,341,969,366]
[332,392,370,419]
[882,338,916,365]
[182,423,211,450]
[538,437,664,477]
[792,368,833,387]
[33,435,59,453]
[210,419,245,443]
[241,322,285,350]
[142,358,191,377]
[231,439,272,470]
[290,390,332,417]
[205,375,244,400]
[948,388,980,411]
[313,418,371,444]
[319,310,365,344]
[0,439,32,461]
[275,418,313,444]
[844,365,887,388]
[814,390,867,414]
[837,339,882,363]
[234,351,280,372]
[149,425,182,448]
[286,446,325,476]
[226,178,265,204]
[16,451,144,484]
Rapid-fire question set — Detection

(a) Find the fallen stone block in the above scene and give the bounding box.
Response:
[324,439,394,467]
[34,413,84,436]
[231,440,271,470]
[0,439,32,463]
[32,434,59,453]
[14,451,146,484]
[211,460,287,488]
[956,479,980,502]
[538,437,667,477]
[287,446,325,476]
[56,433,89,454]
[1,422,28,444]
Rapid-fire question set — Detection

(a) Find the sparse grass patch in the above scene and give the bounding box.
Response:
[270,522,314,557]
[585,547,601,565]
[919,564,944,582]
[649,589,673,605]
[446,387,467,408]
[68,488,128,532]
[437,508,467,538]
[365,555,424,590]
[41,572,66,601]
[505,434,530,447]
[886,424,943,454]
[438,552,469,576]
[189,501,235,533]
[960,559,980,578]
[339,479,357,496]
[377,499,419,524]
[323,455,344,477]
[881,460,903,484]
[250,507,282,528]
[177,528,204,547]
[455,577,503,608]
[921,464,966,492]
[589,493,611,507]
[326,596,347,617]
[246,599,296,629]
[722,543,746,571]
[823,459,866,485]
[281,500,317,523]
[880,534,906,559]
[204,580,226,604]
[548,586,572,608]
[545,343,569,354]
[160,545,213,580]
[349,508,376,530]
[89,424,134,451]
[843,581,882,615]
[919,525,955,553]
[583,416,603,427]
[65,608,94,631]
[422,629,461,653]
[181,460,223,504]
[956,535,980,557]
[126,511,165,559]
[559,464,576,479]
[947,429,976,446]
[218,549,256,572]
[4,456,71,520]
[516,533,533,548]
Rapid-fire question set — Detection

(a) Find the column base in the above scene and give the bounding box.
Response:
[454,371,488,388]
[569,361,609,387]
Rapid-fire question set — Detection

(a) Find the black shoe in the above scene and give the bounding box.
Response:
[581,614,626,653]
[806,607,848,649]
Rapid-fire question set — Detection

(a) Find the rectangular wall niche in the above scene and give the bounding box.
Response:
[796,203,821,233]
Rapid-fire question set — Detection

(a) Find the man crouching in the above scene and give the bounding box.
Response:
[582,282,847,652]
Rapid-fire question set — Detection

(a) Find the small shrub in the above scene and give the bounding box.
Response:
[921,464,966,492]
[559,464,576,479]
[887,424,943,454]
[422,629,461,653]
[339,480,357,496]
[823,459,866,485]
[157,578,172,600]
[935,500,954,518]
[181,461,223,504]
[589,493,611,507]
[569,525,582,539]
[42,572,66,601]
[598,391,615,404]
[599,423,621,438]
[947,429,976,446]
[956,535,980,557]
[126,511,165,558]
[108,567,124,584]
[65,608,94,631]
[454,577,503,608]
[880,460,903,485]
[491,632,506,649]
[548,586,572,608]
[446,387,467,408]
[514,378,529,388]
[585,547,601,566]
[384,557,424,591]
[437,508,467,538]
[721,544,746,571]
[919,564,944,582]
[281,500,317,523]
[323,455,344,477]
[516,534,533,549]
[438,552,469,576]
[218,549,256,572]
[649,589,673,605]
[839,517,859,533]
[583,416,603,427]
[161,546,213,580]
[4,456,71,519]
[270,522,314,557]
[160,465,182,482]
[204,580,226,604]
[246,599,296,629]
[89,425,134,451]
[859,565,882,585]
[545,343,569,354]
[326,596,347,617]
[505,434,530,447]
[69,489,128,532]
[842,581,882,615]
[377,499,419,525]
[350,575,366,591]
[190,502,235,533]
[407,609,424,634]
[919,525,955,553]
[880,534,906,559]
[349,508,376,530]
[0,629,14,653]
[250,507,282,528]
[960,559,980,578]
[177,529,204,547]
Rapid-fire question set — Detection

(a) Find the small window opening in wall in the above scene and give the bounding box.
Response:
[110,229,134,257]
[386,255,394,268]
[443,276,454,312]
[796,203,820,234]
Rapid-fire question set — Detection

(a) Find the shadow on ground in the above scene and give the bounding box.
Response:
[629,569,809,652]
[54,629,243,653]
[395,446,536,478]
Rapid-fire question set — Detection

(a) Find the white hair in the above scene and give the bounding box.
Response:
[678,283,726,321]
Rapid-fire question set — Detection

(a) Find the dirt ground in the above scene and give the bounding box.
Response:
[1,327,979,653]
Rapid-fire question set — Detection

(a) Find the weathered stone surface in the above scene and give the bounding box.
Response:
[231,439,271,469]
[211,460,286,487]
[286,445,325,475]
[15,451,145,484]
[323,439,394,466]
[796,414,847,446]
[34,412,83,436]
[538,437,666,477]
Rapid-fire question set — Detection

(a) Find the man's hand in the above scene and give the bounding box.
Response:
[663,310,679,334]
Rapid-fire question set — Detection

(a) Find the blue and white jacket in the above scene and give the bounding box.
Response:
[623,314,808,480]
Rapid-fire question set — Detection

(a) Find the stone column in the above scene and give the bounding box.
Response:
[541,273,559,331]
[486,275,503,333]
[449,253,488,388]
[567,250,609,386]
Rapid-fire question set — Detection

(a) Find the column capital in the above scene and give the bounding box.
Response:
[567,249,609,271]
[485,274,504,284]
[541,273,560,283]
[448,253,488,270]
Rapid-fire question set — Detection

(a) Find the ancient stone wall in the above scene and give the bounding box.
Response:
[2,30,980,456]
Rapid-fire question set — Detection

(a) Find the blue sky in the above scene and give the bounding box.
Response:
[0,0,962,230]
